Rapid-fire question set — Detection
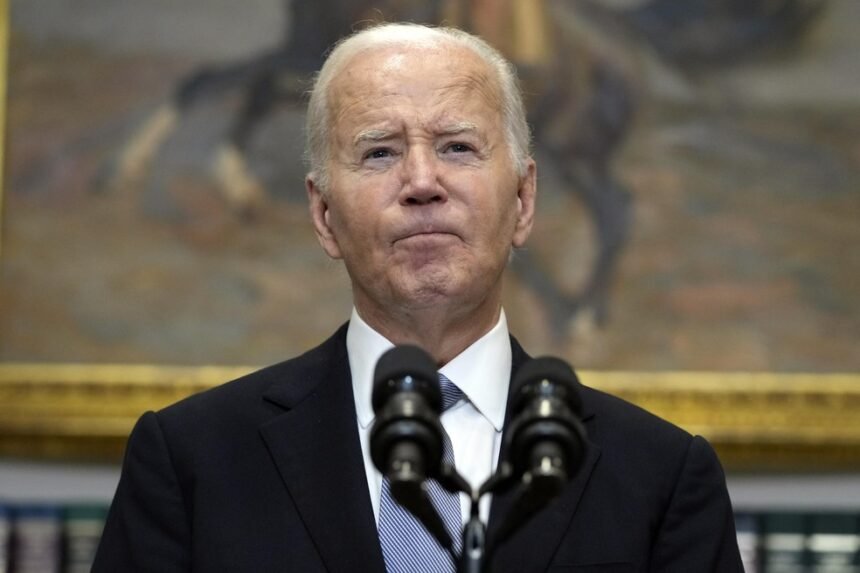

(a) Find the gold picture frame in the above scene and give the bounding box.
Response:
[1,2,857,472]
[1,363,859,470]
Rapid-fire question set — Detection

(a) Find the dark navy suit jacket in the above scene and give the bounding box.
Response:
[93,324,743,572]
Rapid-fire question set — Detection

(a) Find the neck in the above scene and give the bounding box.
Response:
[354,293,502,366]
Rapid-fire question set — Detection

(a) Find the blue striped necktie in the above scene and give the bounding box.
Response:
[377,373,464,572]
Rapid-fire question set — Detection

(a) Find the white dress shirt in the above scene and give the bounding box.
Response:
[347,307,512,526]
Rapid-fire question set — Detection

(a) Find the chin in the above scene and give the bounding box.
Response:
[401,280,455,306]
[402,274,492,311]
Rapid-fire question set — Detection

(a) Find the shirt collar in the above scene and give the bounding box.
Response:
[347,308,511,432]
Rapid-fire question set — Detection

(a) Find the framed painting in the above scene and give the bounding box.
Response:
[1,0,858,468]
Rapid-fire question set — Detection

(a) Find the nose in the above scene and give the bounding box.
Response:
[399,147,448,206]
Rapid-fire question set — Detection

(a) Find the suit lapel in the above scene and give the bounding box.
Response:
[486,339,602,573]
[258,330,386,573]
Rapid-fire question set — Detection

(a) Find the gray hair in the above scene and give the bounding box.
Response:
[305,23,531,191]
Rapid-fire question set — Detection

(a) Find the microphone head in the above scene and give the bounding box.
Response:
[372,345,441,413]
[511,356,582,416]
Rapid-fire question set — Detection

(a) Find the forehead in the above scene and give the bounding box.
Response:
[327,43,504,130]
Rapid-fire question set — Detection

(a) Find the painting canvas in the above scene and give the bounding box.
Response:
[2,0,858,373]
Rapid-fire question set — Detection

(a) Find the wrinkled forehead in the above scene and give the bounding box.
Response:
[327,43,504,123]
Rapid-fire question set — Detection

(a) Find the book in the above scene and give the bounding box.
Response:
[0,504,11,573]
[736,512,761,573]
[62,504,108,573]
[808,513,860,573]
[762,512,808,573]
[10,505,62,573]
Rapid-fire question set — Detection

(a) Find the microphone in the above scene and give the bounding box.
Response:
[369,345,457,553]
[490,356,586,547]
[507,356,586,491]
[370,345,443,485]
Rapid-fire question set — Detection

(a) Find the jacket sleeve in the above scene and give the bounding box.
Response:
[92,411,192,573]
[649,435,744,572]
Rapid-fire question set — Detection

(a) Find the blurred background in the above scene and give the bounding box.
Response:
[1,1,858,571]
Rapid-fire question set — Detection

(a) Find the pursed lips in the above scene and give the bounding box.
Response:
[392,225,460,245]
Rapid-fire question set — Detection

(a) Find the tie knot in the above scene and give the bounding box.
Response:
[438,373,463,412]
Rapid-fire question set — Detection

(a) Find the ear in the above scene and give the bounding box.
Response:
[512,159,537,248]
[306,174,343,259]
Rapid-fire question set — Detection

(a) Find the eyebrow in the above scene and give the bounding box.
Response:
[352,122,481,146]
[438,121,479,136]
[353,129,395,146]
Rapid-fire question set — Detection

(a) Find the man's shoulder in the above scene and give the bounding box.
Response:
[579,383,696,456]
[157,323,350,424]
[510,337,694,452]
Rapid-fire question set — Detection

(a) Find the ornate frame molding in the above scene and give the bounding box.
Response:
[1,363,858,470]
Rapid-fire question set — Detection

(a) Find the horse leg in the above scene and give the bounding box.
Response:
[95,49,294,199]
[564,161,632,325]
[212,72,286,218]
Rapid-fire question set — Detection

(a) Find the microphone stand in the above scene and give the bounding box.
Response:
[459,496,486,573]
[440,455,574,572]
[438,461,517,573]
[390,422,584,572]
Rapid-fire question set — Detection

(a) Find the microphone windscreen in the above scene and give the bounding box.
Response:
[372,345,439,411]
[511,356,582,414]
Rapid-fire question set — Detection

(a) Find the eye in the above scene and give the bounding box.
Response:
[443,142,473,154]
[365,148,393,160]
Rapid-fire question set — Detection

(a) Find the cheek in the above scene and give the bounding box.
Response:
[486,189,521,236]
[329,200,385,258]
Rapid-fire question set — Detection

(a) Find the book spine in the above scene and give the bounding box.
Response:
[10,505,62,573]
[62,505,108,573]
[808,513,860,573]
[736,512,761,573]
[762,512,808,573]
[0,504,11,573]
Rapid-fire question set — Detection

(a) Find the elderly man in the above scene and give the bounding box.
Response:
[93,23,742,572]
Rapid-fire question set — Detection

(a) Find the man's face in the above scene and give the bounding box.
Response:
[307,43,536,322]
